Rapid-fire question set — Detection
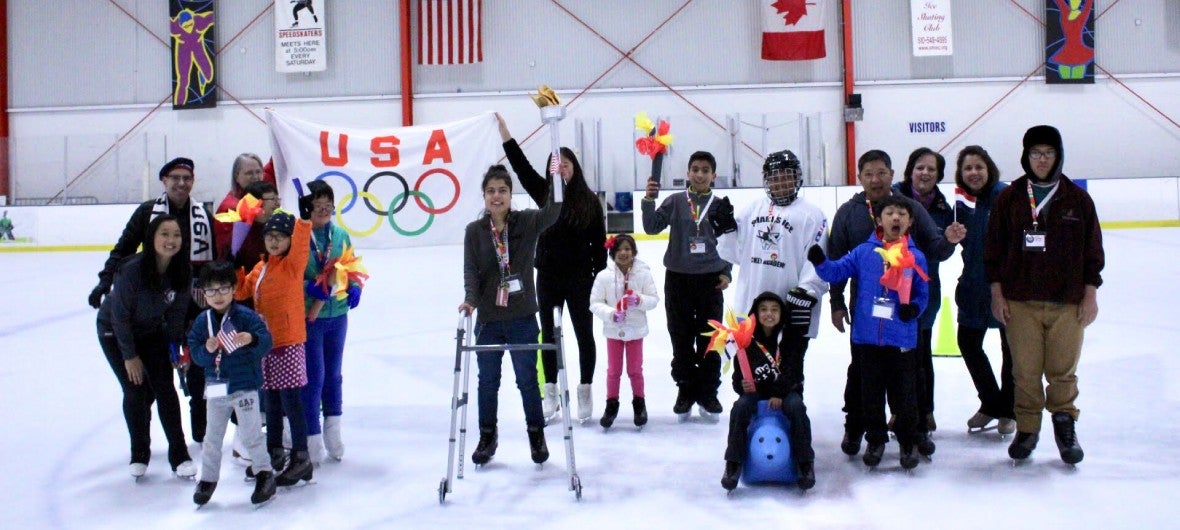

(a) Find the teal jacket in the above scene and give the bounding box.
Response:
[304,222,357,319]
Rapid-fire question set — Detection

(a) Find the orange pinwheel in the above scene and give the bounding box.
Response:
[213,193,264,225]
[702,308,757,383]
[634,112,673,160]
[314,245,370,300]
[874,236,929,304]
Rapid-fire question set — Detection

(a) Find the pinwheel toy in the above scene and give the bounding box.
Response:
[634,112,673,160]
[314,245,370,300]
[702,308,757,384]
[874,236,930,304]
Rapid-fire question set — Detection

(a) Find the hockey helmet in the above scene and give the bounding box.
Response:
[762,150,802,206]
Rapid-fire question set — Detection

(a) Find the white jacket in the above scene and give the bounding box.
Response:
[589,258,660,341]
[716,195,829,338]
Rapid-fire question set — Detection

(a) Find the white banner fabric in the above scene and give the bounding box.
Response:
[266,110,500,249]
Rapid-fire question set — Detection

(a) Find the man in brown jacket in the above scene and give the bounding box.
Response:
[984,125,1103,465]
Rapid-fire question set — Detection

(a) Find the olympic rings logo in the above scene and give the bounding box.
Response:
[305,168,461,238]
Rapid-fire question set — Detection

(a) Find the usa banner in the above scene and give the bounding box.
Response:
[170,1,217,109]
[267,110,500,248]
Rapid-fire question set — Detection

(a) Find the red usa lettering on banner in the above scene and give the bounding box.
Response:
[318,129,454,168]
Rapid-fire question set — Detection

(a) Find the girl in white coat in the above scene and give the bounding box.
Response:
[590,235,660,428]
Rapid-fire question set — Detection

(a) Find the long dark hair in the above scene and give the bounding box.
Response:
[902,147,946,186]
[547,147,602,231]
[140,214,192,292]
[478,165,513,222]
[954,145,1001,195]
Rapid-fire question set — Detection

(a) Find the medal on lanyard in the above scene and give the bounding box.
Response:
[203,310,229,398]
[1023,181,1054,252]
[492,220,519,307]
[687,191,714,254]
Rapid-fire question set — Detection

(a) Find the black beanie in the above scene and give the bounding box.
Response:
[263,212,295,237]
[159,157,195,180]
[1020,125,1064,182]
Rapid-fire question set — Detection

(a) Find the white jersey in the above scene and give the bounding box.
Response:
[716,195,829,338]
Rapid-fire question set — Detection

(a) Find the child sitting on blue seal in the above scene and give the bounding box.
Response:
[721,291,815,491]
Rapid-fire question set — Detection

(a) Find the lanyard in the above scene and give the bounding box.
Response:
[754,339,780,370]
[311,224,332,268]
[254,262,268,307]
[1024,180,1059,231]
[686,191,715,235]
[490,218,511,277]
[865,198,875,225]
[204,309,227,378]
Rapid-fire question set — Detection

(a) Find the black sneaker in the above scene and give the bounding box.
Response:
[841,428,863,456]
[471,427,498,465]
[673,387,694,415]
[698,392,724,415]
[1051,412,1084,464]
[900,445,920,470]
[193,480,216,506]
[1008,432,1039,460]
[916,432,936,457]
[251,471,276,504]
[527,426,549,464]
[632,397,648,427]
[600,398,620,429]
[721,461,742,491]
[796,461,816,490]
[862,443,885,467]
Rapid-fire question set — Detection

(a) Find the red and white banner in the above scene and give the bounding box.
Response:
[762,0,826,61]
[418,0,483,65]
[267,110,500,248]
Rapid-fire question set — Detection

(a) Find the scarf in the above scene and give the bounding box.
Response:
[151,193,214,263]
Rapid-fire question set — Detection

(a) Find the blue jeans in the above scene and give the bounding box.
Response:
[475,316,545,430]
[303,314,348,436]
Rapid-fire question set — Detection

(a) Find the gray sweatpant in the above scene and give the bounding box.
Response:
[200,389,271,482]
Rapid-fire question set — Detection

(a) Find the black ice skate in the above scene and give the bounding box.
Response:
[600,398,619,429]
[916,432,936,458]
[697,392,723,423]
[193,480,216,506]
[721,461,742,491]
[673,386,694,422]
[527,426,549,464]
[862,443,885,467]
[471,427,498,465]
[632,397,648,427]
[900,445,920,470]
[247,447,288,480]
[841,428,863,456]
[275,450,313,486]
[1008,432,1039,460]
[796,461,816,490]
[1051,412,1084,465]
[251,471,276,505]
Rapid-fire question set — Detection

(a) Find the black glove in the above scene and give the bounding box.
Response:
[298,194,315,221]
[898,303,920,322]
[784,287,818,332]
[708,197,737,235]
[806,245,826,266]
[88,283,110,309]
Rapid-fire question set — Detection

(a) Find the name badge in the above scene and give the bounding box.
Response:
[205,380,228,399]
[503,274,523,293]
[872,297,896,320]
[1023,230,1046,252]
[688,236,708,254]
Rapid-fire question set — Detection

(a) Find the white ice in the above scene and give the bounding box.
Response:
[2,228,1178,529]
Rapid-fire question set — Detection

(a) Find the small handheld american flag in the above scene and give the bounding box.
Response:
[217,319,245,354]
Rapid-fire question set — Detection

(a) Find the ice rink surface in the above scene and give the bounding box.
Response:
[2,228,1178,529]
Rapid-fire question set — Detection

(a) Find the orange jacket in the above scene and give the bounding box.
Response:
[236,219,311,347]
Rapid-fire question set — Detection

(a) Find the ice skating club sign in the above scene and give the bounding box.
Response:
[267,110,500,248]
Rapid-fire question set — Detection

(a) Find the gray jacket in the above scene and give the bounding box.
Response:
[640,190,733,278]
[826,190,955,312]
[463,202,560,324]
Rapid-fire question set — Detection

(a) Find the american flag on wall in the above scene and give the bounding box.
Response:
[217,319,245,354]
[418,0,483,65]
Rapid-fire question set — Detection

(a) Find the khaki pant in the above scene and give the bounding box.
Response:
[1006,300,1084,433]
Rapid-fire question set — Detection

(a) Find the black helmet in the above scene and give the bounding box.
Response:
[762,150,802,206]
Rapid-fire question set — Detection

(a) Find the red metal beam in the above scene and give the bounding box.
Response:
[400,0,414,126]
[841,0,855,185]
[0,0,8,201]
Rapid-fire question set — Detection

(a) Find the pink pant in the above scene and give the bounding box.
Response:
[605,338,644,399]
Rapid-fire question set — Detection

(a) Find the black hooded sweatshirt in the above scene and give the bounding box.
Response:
[731,291,805,399]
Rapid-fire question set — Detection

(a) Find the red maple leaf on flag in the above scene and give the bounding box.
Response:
[772,0,810,26]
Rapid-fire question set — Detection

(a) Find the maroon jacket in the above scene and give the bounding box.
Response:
[984,175,1104,305]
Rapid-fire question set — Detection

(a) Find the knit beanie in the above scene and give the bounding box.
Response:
[263,212,295,237]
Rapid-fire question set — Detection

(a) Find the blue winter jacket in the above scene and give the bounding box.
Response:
[955,182,1007,329]
[815,233,929,349]
[188,303,273,395]
[892,182,953,330]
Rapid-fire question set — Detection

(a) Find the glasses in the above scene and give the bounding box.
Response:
[264,233,291,242]
[1029,149,1056,160]
[312,204,335,214]
[261,196,281,203]
[164,173,195,183]
[861,170,891,180]
[201,285,233,297]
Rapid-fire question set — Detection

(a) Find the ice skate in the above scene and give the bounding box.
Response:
[862,443,885,467]
[796,461,816,490]
[527,426,549,465]
[193,480,216,506]
[841,428,863,456]
[697,392,723,424]
[967,411,997,433]
[471,427,498,466]
[720,461,742,491]
[916,432,936,459]
[307,434,325,466]
[1008,432,1039,461]
[997,418,1017,436]
[324,416,344,461]
[900,445,920,470]
[576,384,593,423]
[1051,412,1084,465]
[632,397,648,428]
[673,386,694,423]
[174,460,197,479]
[275,450,313,486]
[247,447,287,480]
[600,398,619,429]
[251,471,276,505]
[542,382,560,424]
[129,462,147,480]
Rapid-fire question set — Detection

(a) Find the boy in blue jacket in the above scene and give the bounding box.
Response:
[188,261,276,506]
[807,196,929,470]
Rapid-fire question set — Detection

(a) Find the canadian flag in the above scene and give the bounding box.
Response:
[762,0,826,61]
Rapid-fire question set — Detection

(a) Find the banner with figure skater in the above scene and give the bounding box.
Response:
[170,1,217,108]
